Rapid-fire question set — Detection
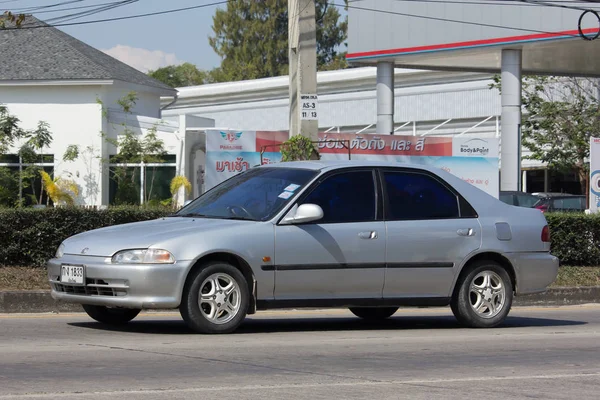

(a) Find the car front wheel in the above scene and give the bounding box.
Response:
[451,261,513,328]
[349,307,398,320]
[82,304,140,325]
[180,262,249,334]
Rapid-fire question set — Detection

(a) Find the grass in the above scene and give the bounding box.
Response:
[0,267,49,291]
[0,266,599,291]
[550,266,600,287]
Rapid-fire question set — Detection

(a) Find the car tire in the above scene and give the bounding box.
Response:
[180,262,249,334]
[82,304,140,325]
[349,307,398,320]
[451,260,513,328]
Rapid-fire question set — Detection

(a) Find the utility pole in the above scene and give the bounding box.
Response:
[288,0,318,141]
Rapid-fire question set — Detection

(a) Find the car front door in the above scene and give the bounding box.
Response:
[380,168,481,299]
[273,169,386,302]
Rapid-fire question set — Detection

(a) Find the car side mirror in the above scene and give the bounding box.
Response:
[281,203,324,225]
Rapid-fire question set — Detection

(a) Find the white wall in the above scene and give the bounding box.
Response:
[102,82,162,119]
[1,85,105,205]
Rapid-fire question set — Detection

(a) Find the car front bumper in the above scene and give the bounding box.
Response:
[506,252,560,295]
[47,254,192,309]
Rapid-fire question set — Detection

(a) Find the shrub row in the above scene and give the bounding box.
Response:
[0,207,171,268]
[0,208,599,268]
[544,213,600,266]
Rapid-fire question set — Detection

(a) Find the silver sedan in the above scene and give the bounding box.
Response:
[48,161,559,333]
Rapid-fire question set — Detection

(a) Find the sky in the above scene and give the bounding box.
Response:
[4,0,229,72]
[4,0,349,74]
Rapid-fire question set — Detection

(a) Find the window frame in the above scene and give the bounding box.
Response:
[278,167,381,225]
[377,167,478,221]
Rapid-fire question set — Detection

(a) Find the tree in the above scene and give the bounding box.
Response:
[491,75,600,195]
[0,105,24,155]
[40,170,78,206]
[208,0,348,82]
[0,11,25,29]
[20,121,53,205]
[170,175,192,208]
[280,134,320,161]
[103,92,169,205]
[147,63,211,88]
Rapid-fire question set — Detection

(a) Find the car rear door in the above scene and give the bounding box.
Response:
[272,168,386,301]
[380,168,482,299]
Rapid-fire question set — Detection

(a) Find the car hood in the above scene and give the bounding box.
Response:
[62,217,256,257]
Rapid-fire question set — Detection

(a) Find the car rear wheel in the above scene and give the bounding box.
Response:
[82,304,140,325]
[180,262,249,334]
[451,260,513,328]
[349,307,398,320]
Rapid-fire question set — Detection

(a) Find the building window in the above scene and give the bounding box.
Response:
[108,155,177,206]
[0,154,54,207]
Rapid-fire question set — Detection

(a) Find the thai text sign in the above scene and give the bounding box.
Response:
[205,130,499,197]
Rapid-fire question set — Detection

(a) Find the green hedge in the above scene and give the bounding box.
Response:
[544,213,600,267]
[0,207,171,268]
[0,208,599,268]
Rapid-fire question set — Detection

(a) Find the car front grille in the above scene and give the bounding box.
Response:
[51,278,128,297]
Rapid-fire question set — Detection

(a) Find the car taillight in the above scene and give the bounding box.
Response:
[541,225,551,243]
[535,204,548,213]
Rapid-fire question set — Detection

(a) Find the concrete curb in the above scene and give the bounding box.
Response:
[1,287,599,313]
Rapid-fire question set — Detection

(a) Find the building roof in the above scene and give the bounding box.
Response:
[0,16,176,94]
[165,66,490,109]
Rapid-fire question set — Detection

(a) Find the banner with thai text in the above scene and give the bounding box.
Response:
[205,130,499,197]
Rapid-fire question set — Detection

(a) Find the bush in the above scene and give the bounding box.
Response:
[545,213,600,266]
[0,206,171,268]
[1,208,599,269]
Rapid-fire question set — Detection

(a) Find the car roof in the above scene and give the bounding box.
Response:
[259,159,443,173]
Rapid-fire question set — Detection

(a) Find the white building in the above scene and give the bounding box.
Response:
[0,16,213,207]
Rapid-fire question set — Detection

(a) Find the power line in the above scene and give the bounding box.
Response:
[336,2,583,38]
[44,0,138,24]
[2,0,229,30]
[31,0,134,16]
[12,0,84,13]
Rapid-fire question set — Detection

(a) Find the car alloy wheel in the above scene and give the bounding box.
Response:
[198,273,242,325]
[180,261,249,334]
[468,270,506,319]
[451,260,513,328]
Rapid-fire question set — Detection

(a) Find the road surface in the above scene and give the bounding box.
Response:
[1,305,599,399]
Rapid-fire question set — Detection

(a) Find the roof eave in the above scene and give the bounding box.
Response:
[0,79,114,86]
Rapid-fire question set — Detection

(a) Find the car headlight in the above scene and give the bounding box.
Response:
[111,249,175,264]
[55,243,65,259]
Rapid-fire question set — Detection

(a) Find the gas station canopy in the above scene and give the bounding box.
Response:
[346,0,600,76]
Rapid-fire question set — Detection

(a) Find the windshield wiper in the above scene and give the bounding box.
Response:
[223,216,256,221]
[179,213,211,218]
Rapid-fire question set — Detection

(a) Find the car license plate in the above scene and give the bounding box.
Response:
[61,265,85,286]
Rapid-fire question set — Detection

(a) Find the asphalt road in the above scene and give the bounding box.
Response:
[1,305,600,399]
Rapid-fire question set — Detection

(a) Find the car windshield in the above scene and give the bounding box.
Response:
[175,167,318,221]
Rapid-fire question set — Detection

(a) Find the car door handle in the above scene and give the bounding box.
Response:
[358,231,378,240]
[457,228,475,237]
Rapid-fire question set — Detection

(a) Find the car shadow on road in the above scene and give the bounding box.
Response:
[67,313,587,335]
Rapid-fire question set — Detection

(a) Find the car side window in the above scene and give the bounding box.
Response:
[383,171,460,220]
[301,170,376,223]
